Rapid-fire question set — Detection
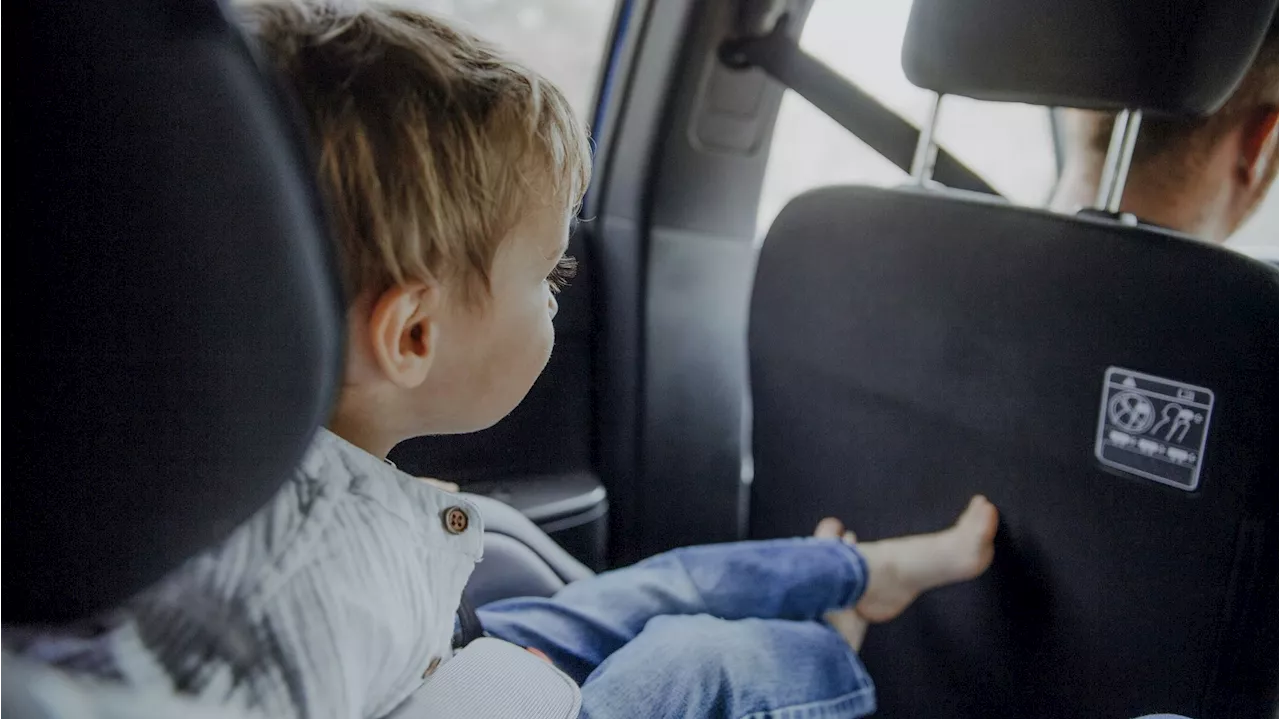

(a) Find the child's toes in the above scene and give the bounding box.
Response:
[814,517,845,539]
[951,497,998,580]
[956,496,998,541]
[975,499,999,543]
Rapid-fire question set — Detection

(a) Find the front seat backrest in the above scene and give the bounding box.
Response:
[748,1,1277,716]
[6,0,345,625]
[750,188,1277,718]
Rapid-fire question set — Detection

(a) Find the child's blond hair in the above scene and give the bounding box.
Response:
[240,0,592,301]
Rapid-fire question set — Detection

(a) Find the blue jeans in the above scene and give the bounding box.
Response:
[477,538,875,719]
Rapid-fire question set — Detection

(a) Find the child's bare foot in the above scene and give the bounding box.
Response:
[824,606,869,652]
[813,517,854,543]
[853,495,998,623]
[812,498,997,649]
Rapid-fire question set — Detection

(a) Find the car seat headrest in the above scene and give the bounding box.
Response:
[902,0,1277,116]
[5,0,345,624]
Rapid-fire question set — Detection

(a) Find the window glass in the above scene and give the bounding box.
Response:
[1227,184,1278,262]
[760,0,1057,234]
[761,0,1277,262]
[402,0,618,121]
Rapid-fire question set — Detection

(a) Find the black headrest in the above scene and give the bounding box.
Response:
[903,0,1278,115]
[5,0,344,624]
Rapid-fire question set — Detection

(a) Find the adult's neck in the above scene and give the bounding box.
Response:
[1050,157,1228,242]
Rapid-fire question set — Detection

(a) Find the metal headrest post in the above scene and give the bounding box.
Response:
[910,93,944,185]
[1094,108,1143,212]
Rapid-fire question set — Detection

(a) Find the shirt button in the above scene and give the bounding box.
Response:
[443,506,469,534]
[422,656,441,679]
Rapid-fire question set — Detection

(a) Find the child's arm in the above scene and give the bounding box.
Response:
[478,495,998,686]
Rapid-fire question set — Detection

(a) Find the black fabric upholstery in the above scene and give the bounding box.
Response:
[903,0,1277,115]
[749,187,1277,718]
[6,0,343,624]
[463,494,595,607]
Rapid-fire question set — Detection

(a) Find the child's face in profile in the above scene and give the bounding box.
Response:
[419,201,574,433]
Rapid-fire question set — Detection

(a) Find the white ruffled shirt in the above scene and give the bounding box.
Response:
[102,429,485,719]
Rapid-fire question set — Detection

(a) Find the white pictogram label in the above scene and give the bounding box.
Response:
[1095,367,1214,491]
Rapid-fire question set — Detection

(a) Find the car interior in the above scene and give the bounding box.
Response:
[7,0,1278,717]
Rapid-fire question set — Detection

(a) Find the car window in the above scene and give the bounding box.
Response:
[1227,183,1278,262]
[760,0,1278,261]
[403,0,617,121]
[759,0,1057,235]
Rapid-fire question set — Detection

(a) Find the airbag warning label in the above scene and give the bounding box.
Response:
[1095,367,1214,491]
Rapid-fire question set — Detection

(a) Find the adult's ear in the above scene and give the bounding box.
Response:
[367,282,442,389]
[1239,106,1279,187]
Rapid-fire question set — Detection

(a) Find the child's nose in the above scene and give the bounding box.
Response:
[548,293,559,319]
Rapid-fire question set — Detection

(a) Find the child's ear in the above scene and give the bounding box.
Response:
[367,282,441,389]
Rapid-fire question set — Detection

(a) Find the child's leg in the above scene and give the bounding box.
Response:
[478,496,998,683]
[477,535,868,683]
[577,615,876,719]
[850,495,998,623]
[822,495,999,652]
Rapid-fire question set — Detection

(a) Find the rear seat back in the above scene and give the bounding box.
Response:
[7,0,344,624]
